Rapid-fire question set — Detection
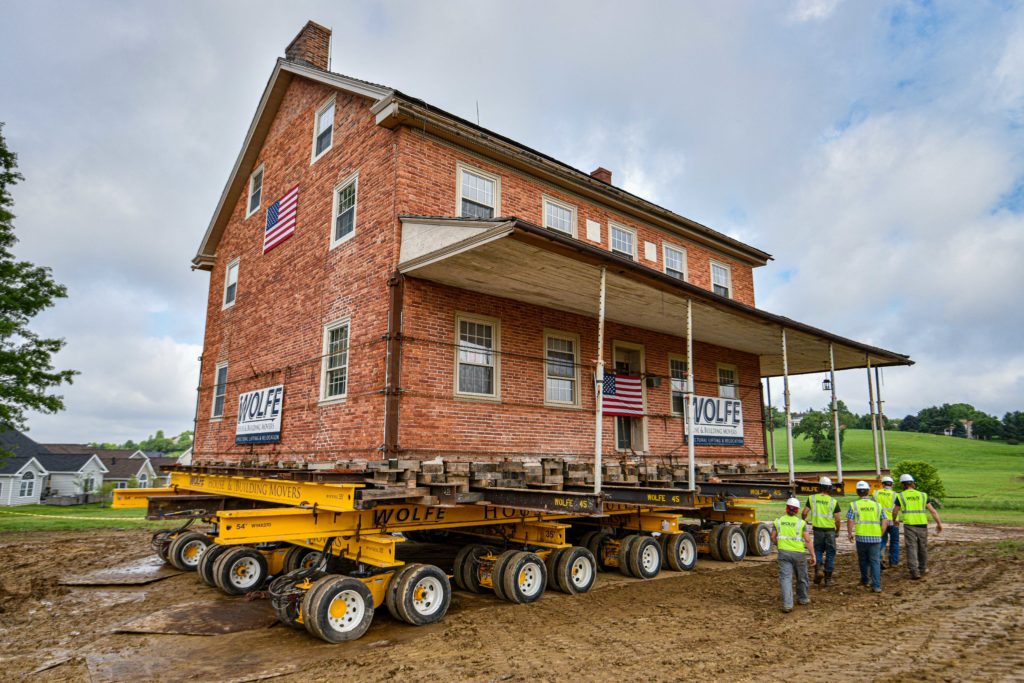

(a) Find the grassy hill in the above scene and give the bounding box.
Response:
[765,428,1024,525]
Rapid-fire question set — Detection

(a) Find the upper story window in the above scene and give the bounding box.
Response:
[458,163,500,219]
[670,356,688,414]
[543,196,576,237]
[718,364,738,399]
[321,319,351,400]
[711,261,732,298]
[223,258,239,308]
[246,166,263,218]
[331,173,358,247]
[545,332,579,405]
[456,314,499,398]
[19,471,35,497]
[664,244,687,281]
[312,98,335,161]
[610,223,636,260]
[212,362,228,418]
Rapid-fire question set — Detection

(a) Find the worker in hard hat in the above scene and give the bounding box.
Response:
[802,476,842,587]
[874,475,900,568]
[771,497,816,613]
[846,481,890,593]
[890,473,943,580]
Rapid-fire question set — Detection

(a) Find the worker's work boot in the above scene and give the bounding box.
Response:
[814,566,823,585]
[824,572,834,587]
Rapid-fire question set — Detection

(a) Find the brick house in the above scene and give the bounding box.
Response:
[190,22,910,470]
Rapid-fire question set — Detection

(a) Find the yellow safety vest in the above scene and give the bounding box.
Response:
[774,515,806,553]
[807,493,838,529]
[874,488,898,521]
[852,498,883,539]
[898,489,929,525]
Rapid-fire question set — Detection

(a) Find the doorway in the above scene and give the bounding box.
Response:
[612,341,646,452]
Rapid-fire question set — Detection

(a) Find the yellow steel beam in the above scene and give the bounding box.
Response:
[170,471,361,512]
[112,487,178,509]
[698,506,758,524]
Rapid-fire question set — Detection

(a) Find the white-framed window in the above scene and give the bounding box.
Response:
[718,363,738,399]
[455,313,500,398]
[669,355,688,415]
[84,476,95,493]
[19,471,35,497]
[543,196,576,237]
[312,97,335,161]
[321,318,351,401]
[544,331,580,406]
[223,258,239,308]
[212,362,228,418]
[331,173,358,247]
[116,481,128,489]
[138,474,149,488]
[609,222,637,260]
[711,261,733,298]
[246,165,264,218]
[664,244,687,281]
[457,163,500,219]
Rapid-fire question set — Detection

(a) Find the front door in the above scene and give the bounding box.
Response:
[613,343,645,452]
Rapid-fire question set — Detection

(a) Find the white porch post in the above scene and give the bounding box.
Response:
[867,356,881,476]
[765,377,777,470]
[829,343,843,484]
[685,298,696,490]
[593,266,607,495]
[782,328,795,485]
[876,367,889,470]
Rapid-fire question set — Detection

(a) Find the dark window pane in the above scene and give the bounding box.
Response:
[458,364,493,394]
[316,127,332,155]
[461,199,493,219]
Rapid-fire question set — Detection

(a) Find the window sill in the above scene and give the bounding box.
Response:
[310,146,332,165]
[543,402,584,411]
[318,396,348,407]
[454,393,501,404]
[221,302,236,311]
[209,417,223,423]
[329,233,356,250]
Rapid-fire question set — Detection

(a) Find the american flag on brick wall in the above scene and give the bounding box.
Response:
[264,185,299,254]
[602,374,644,416]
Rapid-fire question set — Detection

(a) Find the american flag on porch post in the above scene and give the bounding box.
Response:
[602,374,644,416]
[263,184,299,253]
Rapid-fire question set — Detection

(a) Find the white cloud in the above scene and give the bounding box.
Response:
[788,0,843,23]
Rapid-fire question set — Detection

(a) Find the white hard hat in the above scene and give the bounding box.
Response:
[856,480,870,491]
[881,476,894,484]
[819,476,832,486]
[786,497,801,508]
[900,473,915,483]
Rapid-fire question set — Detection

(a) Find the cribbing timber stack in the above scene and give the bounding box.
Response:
[114,463,886,643]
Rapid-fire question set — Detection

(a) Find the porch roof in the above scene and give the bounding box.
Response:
[397,216,912,378]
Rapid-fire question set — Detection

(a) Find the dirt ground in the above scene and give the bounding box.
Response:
[1,524,1022,683]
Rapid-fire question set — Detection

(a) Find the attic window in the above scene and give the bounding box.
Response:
[313,98,335,161]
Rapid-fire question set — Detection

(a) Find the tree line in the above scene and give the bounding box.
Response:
[88,429,193,455]
[895,404,1023,444]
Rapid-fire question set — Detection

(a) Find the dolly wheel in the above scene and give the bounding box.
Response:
[306,576,375,643]
[719,524,748,563]
[453,544,489,594]
[501,552,547,604]
[213,546,268,595]
[545,548,569,592]
[555,546,597,594]
[385,564,418,621]
[283,545,323,573]
[708,525,725,561]
[394,564,452,626]
[628,536,662,579]
[151,529,174,563]
[585,531,614,571]
[490,550,520,601]
[167,531,211,571]
[197,543,230,587]
[664,532,698,572]
[747,523,773,557]
[618,535,640,577]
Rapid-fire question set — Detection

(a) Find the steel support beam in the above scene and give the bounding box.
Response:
[782,328,795,484]
[867,356,881,475]
[829,342,843,483]
[686,298,696,490]
[876,366,889,470]
[594,265,607,495]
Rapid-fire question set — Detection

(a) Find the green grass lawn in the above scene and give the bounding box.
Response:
[0,502,178,532]
[757,429,1024,526]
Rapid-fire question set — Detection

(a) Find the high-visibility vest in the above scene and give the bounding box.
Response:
[898,489,929,525]
[874,488,898,521]
[774,514,806,553]
[807,493,838,529]
[852,498,883,539]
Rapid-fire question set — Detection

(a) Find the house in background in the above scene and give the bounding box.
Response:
[0,429,51,506]
[96,450,158,488]
[145,456,179,486]
[34,453,108,501]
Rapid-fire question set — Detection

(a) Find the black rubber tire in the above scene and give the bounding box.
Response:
[271,571,306,629]
[197,543,231,587]
[719,524,748,563]
[151,529,173,563]
[385,564,419,621]
[167,531,211,571]
[554,546,597,594]
[545,548,568,592]
[628,536,662,579]
[305,575,375,643]
[577,530,598,552]
[664,532,698,572]
[392,564,451,626]
[213,546,268,595]
[301,574,340,641]
[747,523,773,557]
[708,525,724,561]
[282,546,323,574]
[500,552,547,604]
[490,550,520,601]
[586,531,614,571]
[617,535,641,577]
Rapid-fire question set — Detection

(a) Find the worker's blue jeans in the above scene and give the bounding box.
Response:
[880,524,900,566]
[812,528,836,574]
[856,541,882,590]
[777,550,810,610]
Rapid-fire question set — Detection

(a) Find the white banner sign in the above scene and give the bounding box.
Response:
[688,395,744,446]
[236,384,284,445]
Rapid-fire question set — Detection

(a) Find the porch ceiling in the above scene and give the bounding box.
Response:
[397,217,912,378]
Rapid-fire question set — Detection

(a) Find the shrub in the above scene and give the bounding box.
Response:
[892,460,947,503]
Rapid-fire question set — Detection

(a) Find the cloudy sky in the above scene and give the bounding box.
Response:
[2,0,1022,442]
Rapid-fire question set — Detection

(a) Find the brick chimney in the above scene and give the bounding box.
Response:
[285,21,332,71]
[590,167,612,184]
